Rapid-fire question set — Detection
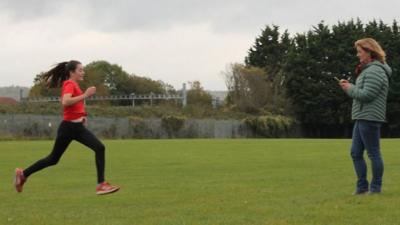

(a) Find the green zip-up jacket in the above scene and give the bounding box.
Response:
[345,61,392,122]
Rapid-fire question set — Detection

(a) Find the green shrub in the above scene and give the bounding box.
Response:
[161,115,186,138]
[244,115,294,138]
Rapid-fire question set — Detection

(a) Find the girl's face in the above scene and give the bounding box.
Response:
[356,46,372,63]
[69,64,85,81]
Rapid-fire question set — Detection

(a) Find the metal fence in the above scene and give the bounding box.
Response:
[0,114,254,139]
[20,83,223,109]
[22,83,189,107]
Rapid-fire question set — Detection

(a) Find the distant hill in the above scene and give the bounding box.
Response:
[0,86,30,101]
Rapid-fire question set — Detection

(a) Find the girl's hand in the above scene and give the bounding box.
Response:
[82,117,88,126]
[84,86,96,98]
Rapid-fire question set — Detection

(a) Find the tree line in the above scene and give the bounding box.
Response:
[226,19,400,137]
[29,61,212,107]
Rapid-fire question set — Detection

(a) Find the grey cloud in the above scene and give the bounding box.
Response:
[1,0,400,33]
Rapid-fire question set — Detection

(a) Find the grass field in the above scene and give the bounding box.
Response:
[1,139,400,225]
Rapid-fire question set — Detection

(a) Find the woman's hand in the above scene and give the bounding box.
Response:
[340,79,351,91]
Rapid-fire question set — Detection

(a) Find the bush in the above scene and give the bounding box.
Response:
[244,115,294,138]
[128,116,154,138]
[161,115,186,138]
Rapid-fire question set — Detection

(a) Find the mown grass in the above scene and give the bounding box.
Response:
[0,139,399,225]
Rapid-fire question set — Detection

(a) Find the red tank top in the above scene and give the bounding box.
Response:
[61,80,87,121]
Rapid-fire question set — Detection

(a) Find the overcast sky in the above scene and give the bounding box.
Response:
[1,0,399,90]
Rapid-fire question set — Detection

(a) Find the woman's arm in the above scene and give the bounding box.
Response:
[62,86,96,107]
[342,70,386,103]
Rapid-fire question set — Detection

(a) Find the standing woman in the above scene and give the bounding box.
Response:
[14,60,120,195]
[340,38,391,195]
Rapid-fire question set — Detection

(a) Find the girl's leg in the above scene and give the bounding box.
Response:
[75,125,105,184]
[23,122,73,178]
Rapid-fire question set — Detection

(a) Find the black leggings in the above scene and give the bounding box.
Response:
[24,121,105,184]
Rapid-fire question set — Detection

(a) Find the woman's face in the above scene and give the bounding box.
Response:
[69,64,85,81]
[356,46,371,63]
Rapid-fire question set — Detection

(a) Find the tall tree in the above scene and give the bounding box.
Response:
[245,19,400,137]
[187,81,212,106]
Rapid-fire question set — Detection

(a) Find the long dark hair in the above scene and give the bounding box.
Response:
[42,60,81,88]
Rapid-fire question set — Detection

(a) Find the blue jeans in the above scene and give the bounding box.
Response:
[351,120,384,192]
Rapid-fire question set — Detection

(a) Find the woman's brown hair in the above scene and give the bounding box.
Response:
[355,38,386,63]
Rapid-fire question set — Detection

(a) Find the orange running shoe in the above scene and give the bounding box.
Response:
[96,182,120,195]
[14,168,27,193]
